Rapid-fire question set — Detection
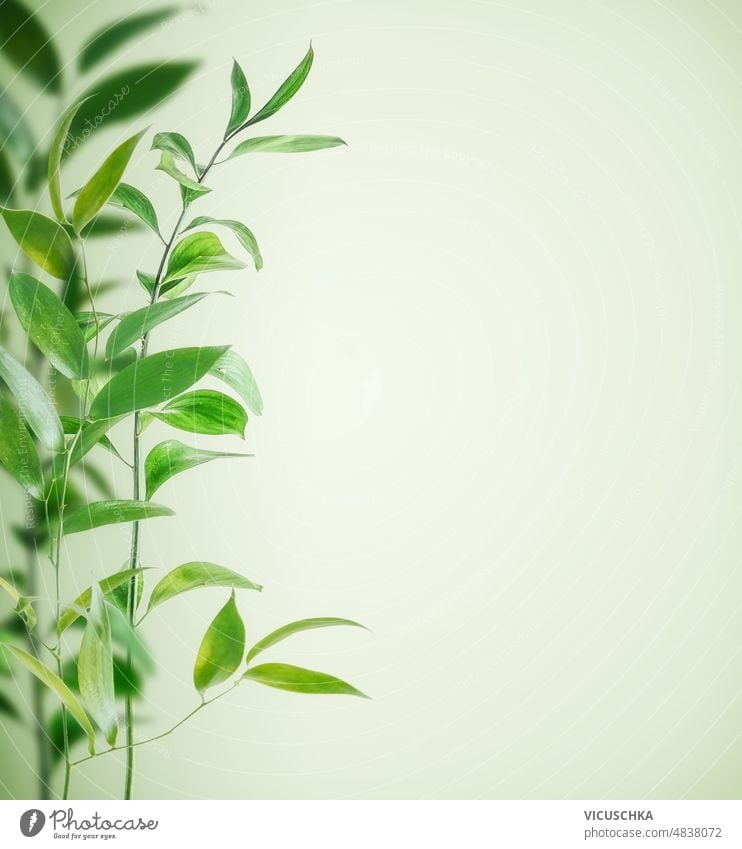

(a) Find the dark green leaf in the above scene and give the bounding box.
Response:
[0,0,62,92]
[57,567,148,635]
[113,655,143,698]
[145,439,249,499]
[81,213,144,238]
[163,232,244,289]
[48,709,85,764]
[48,98,89,222]
[0,347,64,450]
[152,389,247,437]
[0,146,14,203]
[0,88,35,162]
[146,562,262,615]
[151,131,198,175]
[63,500,174,535]
[78,582,117,745]
[193,590,245,694]
[0,393,44,499]
[243,663,367,698]
[89,345,229,420]
[226,59,250,137]
[183,216,262,271]
[229,135,346,157]
[209,349,263,416]
[105,293,207,359]
[108,183,161,239]
[136,270,156,295]
[9,272,88,378]
[245,44,313,128]
[0,688,19,719]
[0,207,75,279]
[246,617,367,664]
[78,8,177,73]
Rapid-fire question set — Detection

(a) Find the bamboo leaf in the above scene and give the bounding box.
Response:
[57,568,149,635]
[183,216,262,271]
[209,349,263,416]
[244,44,314,128]
[229,135,346,157]
[243,663,367,698]
[76,311,117,342]
[78,583,117,745]
[151,131,198,175]
[108,183,161,239]
[9,272,89,379]
[193,590,245,694]
[0,208,75,279]
[89,345,229,420]
[78,8,178,72]
[151,389,248,438]
[145,439,249,500]
[156,150,209,199]
[3,644,96,754]
[136,270,156,296]
[73,129,147,234]
[80,213,144,238]
[0,347,64,451]
[162,232,244,289]
[0,393,44,499]
[246,618,367,665]
[226,59,250,137]
[0,0,62,92]
[48,98,90,222]
[147,562,262,615]
[63,500,174,535]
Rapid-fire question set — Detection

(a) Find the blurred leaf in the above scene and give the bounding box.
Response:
[3,644,95,754]
[0,0,62,92]
[0,207,75,279]
[183,216,262,271]
[229,135,346,157]
[209,349,263,416]
[193,590,245,694]
[155,150,209,199]
[48,708,85,764]
[57,567,148,635]
[81,213,144,238]
[225,59,250,137]
[89,345,229,419]
[9,272,89,378]
[0,394,44,499]
[151,131,198,175]
[109,183,161,239]
[78,582,117,745]
[78,8,178,72]
[162,232,243,289]
[244,44,313,128]
[105,601,154,673]
[152,389,247,438]
[145,439,249,500]
[0,147,14,203]
[112,654,143,697]
[48,97,90,222]
[246,617,367,664]
[146,562,262,616]
[0,688,19,719]
[63,500,174,535]
[77,458,115,497]
[0,88,35,162]
[243,662,367,698]
[0,347,64,451]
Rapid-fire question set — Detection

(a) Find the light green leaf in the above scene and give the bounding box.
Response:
[3,644,96,754]
[48,98,90,222]
[146,562,262,615]
[73,129,147,234]
[183,216,262,271]
[243,663,367,698]
[246,618,367,665]
[9,272,88,379]
[0,393,44,499]
[152,389,247,438]
[226,59,250,137]
[162,232,244,289]
[145,439,249,500]
[151,131,198,175]
[78,582,117,745]
[156,150,209,199]
[0,347,64,451]
[160,274,199,299]
[193,590,245,694]
[0,0,62,93]
[108,182,161,239]
[57,568,148,636]
[209,349,263,416]
[0,575,35,629]
[78,8,178,72]
[105,601,154,674]
[105,293,207,359]
[89,345,229,420]
[0,208,75,279]
[245,44,314,128]
[229,135,346,157]
[63,500,174,535]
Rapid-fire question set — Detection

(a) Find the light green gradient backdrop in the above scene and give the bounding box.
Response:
[2,0,742,799]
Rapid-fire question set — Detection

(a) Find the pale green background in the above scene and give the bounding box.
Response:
[1,0,742,799]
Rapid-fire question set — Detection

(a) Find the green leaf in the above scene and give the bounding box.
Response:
[57,568,148,636]
[193,590,245,694]
[0,393,44,499]
[78,582,117,745]
[3,644,96,754]
[0,146,14,203]
[76,311,117,342]
[156,150,209,199]
[63,500,174,535]
[163,232,245,290]
[48,98,90,222]
[229,135,346,157]
[0,575,35,630]
[0,208,75,279]
[78,8,178,72]
[152,389,248,438]
[106,601,153,673]
[246,618,367,665]
[9,272,89,379]
[0,88,35,163]
[209,349,263,416]
[89,345,229,420]
[151,131,198,175]
[0,689,19,719]
[145,439,249,500]
[66,63,199,156]
[243,663,367,698]
[0,347,64,451]
[159,274,199,299]
[0,0,62,92]
[226,59,250,137]
[65,417,120,468]
[136,270,156,296]
[105,293,207,359]
[108,182,161,239]
[72,129,147,234]
[147,562,262,615]
[245,44,314,128]
[183,216,262,271]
